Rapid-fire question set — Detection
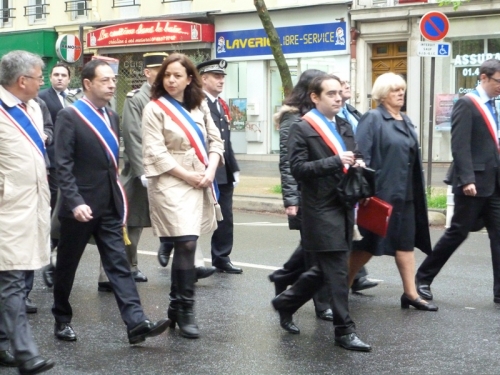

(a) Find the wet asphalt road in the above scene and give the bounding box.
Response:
[3,211,500,375]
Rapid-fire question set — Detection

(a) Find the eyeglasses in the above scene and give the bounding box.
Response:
[23,75,44,83]
[490,76,500,84]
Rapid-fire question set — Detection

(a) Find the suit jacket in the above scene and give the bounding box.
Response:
[54,103,124,220]
[346,103,363,122]
[39,87,64,166]
[447,96,500,197]
[205,97,239,185]
[287,115,355,252]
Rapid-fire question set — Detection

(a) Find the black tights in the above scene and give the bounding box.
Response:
[171,240,196,270]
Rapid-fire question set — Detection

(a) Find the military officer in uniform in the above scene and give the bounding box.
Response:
[196,59,242,274]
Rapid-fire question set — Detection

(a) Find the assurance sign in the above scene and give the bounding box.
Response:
[86,21,214,48]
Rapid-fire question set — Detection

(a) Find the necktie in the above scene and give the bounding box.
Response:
[59,91,66,107]
[215,98,221,115]
[489,99,498,125]
[19,103,27,110]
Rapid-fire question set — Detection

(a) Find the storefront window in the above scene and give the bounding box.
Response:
[453,38,500,95]
[226,61,248,153]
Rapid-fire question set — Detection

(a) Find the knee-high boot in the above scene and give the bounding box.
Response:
[172,268,199,339]
[168,273,178,325]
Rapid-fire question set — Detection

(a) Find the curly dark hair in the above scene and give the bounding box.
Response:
[150,53,205,110]
[283,69,325,115]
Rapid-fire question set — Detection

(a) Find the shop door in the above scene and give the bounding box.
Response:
[371,42,407,110]
[269,67,298,153]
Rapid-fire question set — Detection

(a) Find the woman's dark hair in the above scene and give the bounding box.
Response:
[81,59,109,90]
[307,74,341,101]
[150,53,205,110]
[283,69,325,115]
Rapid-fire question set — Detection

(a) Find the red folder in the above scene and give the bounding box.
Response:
[357,197,393,238]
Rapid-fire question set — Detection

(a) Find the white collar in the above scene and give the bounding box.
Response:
[204,90,219,103]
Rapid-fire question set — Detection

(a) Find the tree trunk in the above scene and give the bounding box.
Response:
[254,0,293,98]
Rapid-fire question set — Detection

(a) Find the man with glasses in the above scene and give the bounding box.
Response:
[52,59,168,344]
[0,50,55,374]
[416,59,500,303]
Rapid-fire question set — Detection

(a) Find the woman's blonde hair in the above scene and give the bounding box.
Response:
[371,73,406,104]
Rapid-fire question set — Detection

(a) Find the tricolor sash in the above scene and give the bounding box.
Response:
[302,108,348,172]
[466,91,499,152]
[0,100,45,159]
[70,98,128,224]
[153,95,220,202]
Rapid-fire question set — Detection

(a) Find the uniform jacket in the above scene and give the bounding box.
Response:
[355,104,431,255]
[446,96,500,196]
[0,85,51,270]
[55,102,124,220]
[287,114,356,252]
[120,82,151,227]
[205,96,239,184]
[142,99,224,237]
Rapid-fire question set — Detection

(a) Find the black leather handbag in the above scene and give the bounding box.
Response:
[337,166,375,208]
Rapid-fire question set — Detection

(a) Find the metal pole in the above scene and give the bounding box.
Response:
[426,56,435,192]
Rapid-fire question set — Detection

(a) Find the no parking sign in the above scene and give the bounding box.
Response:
[420,11,449,41]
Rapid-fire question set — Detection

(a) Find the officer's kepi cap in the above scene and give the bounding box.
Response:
[196,59,227,75]
[143,52,168,68]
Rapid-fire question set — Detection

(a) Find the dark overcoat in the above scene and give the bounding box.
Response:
[287,115,356,252]
[354,104,431,256]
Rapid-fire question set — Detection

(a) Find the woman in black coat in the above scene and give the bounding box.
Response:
[348,72,437,311]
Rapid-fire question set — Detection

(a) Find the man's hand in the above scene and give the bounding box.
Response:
[233,171,240,188]
[72,204,93,222]
[140,175,148,188]
[285,206,298,217]
[339,151,355,166]
[462,183,477,196]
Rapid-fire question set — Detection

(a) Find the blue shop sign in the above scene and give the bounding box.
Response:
[216,22,347,58]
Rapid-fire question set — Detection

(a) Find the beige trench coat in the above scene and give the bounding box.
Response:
[0,85,51,271]
[142,99,224,238]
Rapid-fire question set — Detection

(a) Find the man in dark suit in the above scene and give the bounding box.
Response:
[416,59,500,303]
[52,59,168,344]
[38,62,71,288]
[197,59,242,274]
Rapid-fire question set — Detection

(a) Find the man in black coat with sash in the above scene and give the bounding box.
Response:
[53,59,168,344]
[416,59,500,303]
[197,59,242,274]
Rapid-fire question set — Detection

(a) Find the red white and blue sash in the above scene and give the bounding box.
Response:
[70,98,128,224]
[0,100,45,159]
[466,92,499,151]
[153,94,220,201]
[302,108,348,172]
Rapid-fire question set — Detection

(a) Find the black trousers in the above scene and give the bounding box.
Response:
[211,183,234,267]
[52,209,147,330]
[417,191,500,298]
[274,251,355,337]
[48,168,58,213]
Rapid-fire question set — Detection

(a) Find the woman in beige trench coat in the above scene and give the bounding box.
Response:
[142,53,224,339]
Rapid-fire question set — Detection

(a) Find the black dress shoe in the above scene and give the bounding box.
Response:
[271,297,300,334]
[18,356,54,375]
[216,262,243,274]
[128,319,169,345]
[97,282,113,293]
[416,282,433,300]
[316,309,334,321]
[335,333,372,352]
[54,322,77,341]
[196,266,216,281]
[401,294,438,311]
[0,350,16,367]
[42,264,54,288]
[25,298,37,314]
[157,242,173,267]
[351,276,378,293]
[132,270,148,282]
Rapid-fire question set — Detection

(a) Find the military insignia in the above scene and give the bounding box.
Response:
[126,89,140,98]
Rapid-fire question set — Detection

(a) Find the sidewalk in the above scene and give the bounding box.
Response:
[233,157,449,224]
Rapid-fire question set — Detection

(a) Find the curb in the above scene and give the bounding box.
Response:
[234,194,448,226]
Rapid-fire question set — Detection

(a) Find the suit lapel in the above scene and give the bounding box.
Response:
[49,88,63,111]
